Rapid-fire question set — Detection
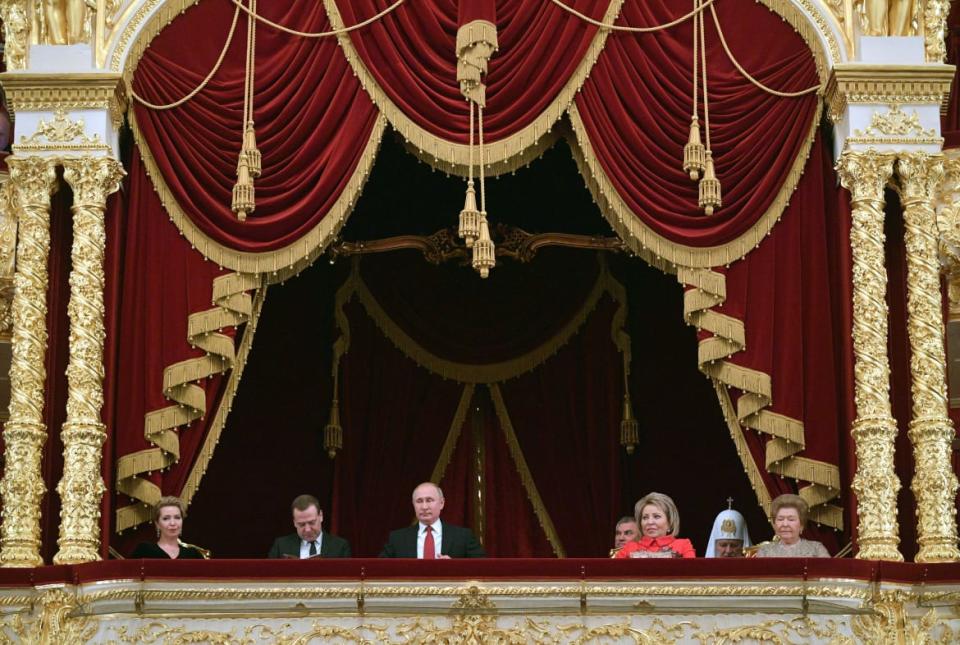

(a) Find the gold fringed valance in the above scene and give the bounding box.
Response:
[324,0,625,177]
[128,109,388,279]
[566,99,823,270]
[116,272,261,531]
[679,265,843,530]
[334,253,628,384]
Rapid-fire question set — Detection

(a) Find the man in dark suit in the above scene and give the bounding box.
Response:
[379,482,485,558]
[268,494,351,558]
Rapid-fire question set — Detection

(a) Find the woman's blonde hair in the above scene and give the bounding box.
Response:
[152,496,186,524]
[634,492,681,537]
[770,494,809,525]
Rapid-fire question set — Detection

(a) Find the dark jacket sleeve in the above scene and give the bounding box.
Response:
[267,538,283,558]
[460,527,486,558]
[379,530,399,558]
[329,534,352,558]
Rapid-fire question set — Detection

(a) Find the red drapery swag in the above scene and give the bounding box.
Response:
[113,0,846,543]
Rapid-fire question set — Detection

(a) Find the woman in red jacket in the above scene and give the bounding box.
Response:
[614,492,696,559]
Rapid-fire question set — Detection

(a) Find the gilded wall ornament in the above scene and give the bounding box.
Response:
[836,151,904,561]
[0,156,57,568]
[14,108,109,154]
[54,156,125,565]
[0,0,30,70]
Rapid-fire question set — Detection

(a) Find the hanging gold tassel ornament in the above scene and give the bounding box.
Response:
[472,214,495,278]
[620,393,639,454]
[324,398,343,459]
[241,120,261,178]
[698,150,721,215]
[683,116,705,180]
[231,155,255,221]
[459,180,481,247]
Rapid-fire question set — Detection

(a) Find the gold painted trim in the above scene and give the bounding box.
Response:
[0,73,127,130]
[323,0,625,177]
[567,99,822,270]
[488,383,566,558]
[115,272,260,531]
[128,109,387,277]
[179,277,268,509]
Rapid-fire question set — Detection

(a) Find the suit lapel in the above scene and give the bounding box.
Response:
[405,525,419,557]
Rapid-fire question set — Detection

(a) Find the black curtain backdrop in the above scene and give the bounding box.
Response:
[183,132,771,558]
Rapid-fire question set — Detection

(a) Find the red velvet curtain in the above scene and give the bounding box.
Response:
[574,0,820,242]
[336,0,609,141]
[132,0,379,252]
[117,0,846,552]
[108,153,230,553]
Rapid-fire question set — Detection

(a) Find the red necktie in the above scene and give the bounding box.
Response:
[423,525,435,559]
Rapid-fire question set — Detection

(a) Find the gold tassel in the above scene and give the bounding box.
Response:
[231,156,255,221]
[698,150,722,215]
[683,116,705,180]
[324,398,343,459]
[459,180,481,248]
[241,121,261,179]
[620,393,639,454]
[472,214,495,278]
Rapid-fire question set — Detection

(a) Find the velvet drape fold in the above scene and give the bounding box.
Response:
[113,0,847,543]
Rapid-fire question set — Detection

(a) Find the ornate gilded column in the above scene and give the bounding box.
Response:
[896,152,960,563]
[837,151,904,562]
[0,156,58,567]
[53,157,124,565]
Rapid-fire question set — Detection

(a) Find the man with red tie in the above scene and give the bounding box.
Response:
[379,482,485,558]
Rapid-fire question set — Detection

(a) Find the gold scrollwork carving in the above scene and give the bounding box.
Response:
[0,588,98,644]
[14,108,110,154]
[694,617,853,644]
[0,156,58,568]
[0,0,30,70]
[836,150,904,562]
[824,65,954,124]
[0,73,127,131]
[896,152,960,563]
[54,156,125,565]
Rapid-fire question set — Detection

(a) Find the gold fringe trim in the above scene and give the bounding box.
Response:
[428,384,476,485]
[715,380,773,521]
[128,108,388,279]
[567,99,822,270]
[488,383,566,558]
[683,266,844,530]
[324,0,625,177]
[456,20,498,55]
[179,277,268,508]
[340,254,624,383]
[115,272,260,532]
[402,129,563,179]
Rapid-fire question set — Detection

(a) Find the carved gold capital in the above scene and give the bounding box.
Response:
[824,65,954,123]
[836,151,904,561]
[0,73,127,130]
[54,157,124,565]
[895,152,960,562]
[0,156,57,568]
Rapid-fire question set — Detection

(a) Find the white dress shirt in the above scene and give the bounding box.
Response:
[299,533,323,559]
[416,520,443,558]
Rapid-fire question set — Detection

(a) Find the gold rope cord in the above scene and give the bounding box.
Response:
[115,272,260,531]
[128,109,388,278]
[336,254,626,384]
[179,278,268,509]
[679,265,843,529]
[566,99,822,270]
[488,383,566,558]
[324,0,626,177]
[428,384,477,486]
